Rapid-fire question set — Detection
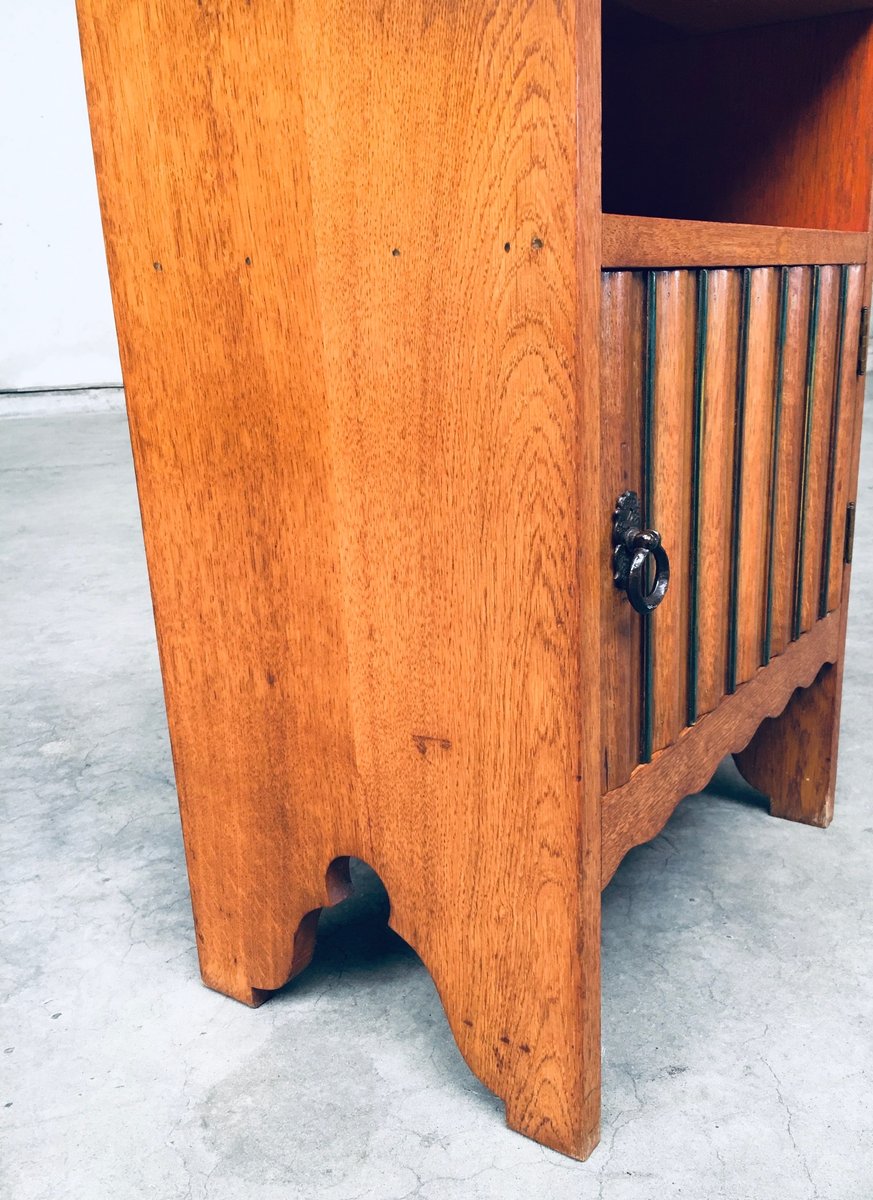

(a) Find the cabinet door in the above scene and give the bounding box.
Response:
[600,264,865,793]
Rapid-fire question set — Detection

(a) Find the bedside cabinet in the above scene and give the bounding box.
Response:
[78,0,873,1159]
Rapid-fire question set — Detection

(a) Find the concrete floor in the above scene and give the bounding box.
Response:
[2,404,872,1200]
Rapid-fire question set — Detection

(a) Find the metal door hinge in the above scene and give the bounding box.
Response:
[844,502,856,564]
[857,307,870,376]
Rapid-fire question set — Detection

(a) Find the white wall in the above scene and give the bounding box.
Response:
[0,3,121,390]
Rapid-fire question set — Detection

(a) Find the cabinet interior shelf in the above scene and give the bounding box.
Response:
[602,213,868,269]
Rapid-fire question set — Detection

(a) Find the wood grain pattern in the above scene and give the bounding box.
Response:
[738,256,872,827]
[602,612,841,886]
[736,270,779,682]
[601,272,644,791]
[799,267,841,632]
[769,268,812,656]
[78,0,603,1160]
[80,0,873,1165]
[735,663,839,825]
[598,261,865,758]
[650,272,695,749]
[825,266,866,610]
[602,214,868,269]
[697,270,740,713]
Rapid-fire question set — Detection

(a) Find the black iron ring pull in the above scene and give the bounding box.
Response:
[612,491,670,615]
[625,529,669,613]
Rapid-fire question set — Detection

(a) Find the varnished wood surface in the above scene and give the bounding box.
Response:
[800,268,842,631]
[741,174,873,853]
[769,268,813,656]
[601,612,841,886]
[735,663,839,825]
[825,269,866,608]
[736,269,779,683]
[602,214,869,268]
[79,0,603,1160]
[79,0,873,1165]
[651,271,695,749]
[598,263,860,790]
[697,270,740,710]
[601,272,644,790]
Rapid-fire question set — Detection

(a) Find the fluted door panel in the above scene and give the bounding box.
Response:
[601,264,865,793]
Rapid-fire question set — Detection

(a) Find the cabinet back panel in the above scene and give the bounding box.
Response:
[603,10,873,230]
[600,263,864,792]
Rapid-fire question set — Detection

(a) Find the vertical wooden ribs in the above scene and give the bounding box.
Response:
[697,269,740,715]
[819,266,850,619]
[651,271,695,753]
[825,267,866,611]
[769,267,812,657]
[735,268,779,686]
[727,268,752,694]
[641,272,657,763]
[686,269,708,725]
[763,267,790,665]
[601,272,644,792]
[793,266,822,639]
[600,261,862,793]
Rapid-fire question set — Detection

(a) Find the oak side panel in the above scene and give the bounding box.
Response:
[78,0,603,1160]
[737,269,778,682]
[79,1,366,1000]
[651,271,695,750]
[697,270,740,715]
[600,271,644,790]
[770,268,812,656]
[294,5,601,1155]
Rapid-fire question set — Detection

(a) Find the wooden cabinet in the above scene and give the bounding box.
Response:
[601,261,865,788]
[78,0,873,1161]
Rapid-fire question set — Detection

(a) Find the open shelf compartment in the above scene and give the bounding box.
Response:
[601,2,873,237]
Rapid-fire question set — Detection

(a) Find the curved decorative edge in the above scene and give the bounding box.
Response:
[601,613,840,887]
[211,857,357,1006]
